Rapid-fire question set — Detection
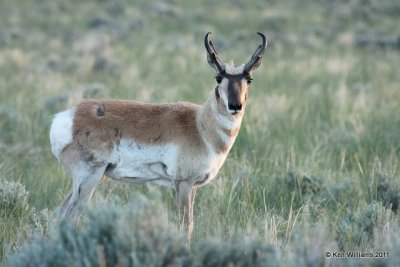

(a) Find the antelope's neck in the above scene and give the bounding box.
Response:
[197,89,243,155]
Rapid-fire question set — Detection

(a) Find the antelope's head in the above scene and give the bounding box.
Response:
[205,32,267,116]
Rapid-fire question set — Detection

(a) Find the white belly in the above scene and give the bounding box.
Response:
[105,140,179,187]
[104,139,228,188]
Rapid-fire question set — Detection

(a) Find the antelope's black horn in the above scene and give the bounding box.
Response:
[205,32,224,72]
[244,32,267,73]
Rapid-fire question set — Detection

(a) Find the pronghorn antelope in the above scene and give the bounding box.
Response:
[50,32,266,239]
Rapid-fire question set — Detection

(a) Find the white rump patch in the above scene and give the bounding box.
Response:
[224,63,245,75]
[50,108,75,160]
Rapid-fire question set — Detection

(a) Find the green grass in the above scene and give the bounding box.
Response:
[1,0,400,266]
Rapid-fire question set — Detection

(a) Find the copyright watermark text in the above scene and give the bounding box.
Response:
[325,251,389,258]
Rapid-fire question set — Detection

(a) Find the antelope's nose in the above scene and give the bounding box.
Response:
[228,103,242,112]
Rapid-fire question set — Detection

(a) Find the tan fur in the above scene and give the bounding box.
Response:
[69,93,243,162]
[71,99,206,162]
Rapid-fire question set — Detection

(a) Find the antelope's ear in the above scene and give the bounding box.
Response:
[207,53,222,73]
[204,32,224,73]
[244,32,267,74]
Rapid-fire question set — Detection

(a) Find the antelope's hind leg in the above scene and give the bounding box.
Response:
[58,146,107,222]
[60,165,107,221]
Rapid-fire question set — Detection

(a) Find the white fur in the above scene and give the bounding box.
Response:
[105,140,178,187]
[211,99,242,130]
[218,114,241,130]
[202,137,215,155]
[216,128,230,144]
[200,152,228,186]
[218,78,229,111]
[104,139,227,187]
[50,108,74,160]
[224,63,245,75]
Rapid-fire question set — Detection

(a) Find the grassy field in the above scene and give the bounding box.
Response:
[1,0,400,266]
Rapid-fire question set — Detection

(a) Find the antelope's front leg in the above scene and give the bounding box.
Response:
[175,181,196,241]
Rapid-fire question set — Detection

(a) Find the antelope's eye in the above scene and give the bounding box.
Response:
[247,78,253,85]
[215,76,222,84]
